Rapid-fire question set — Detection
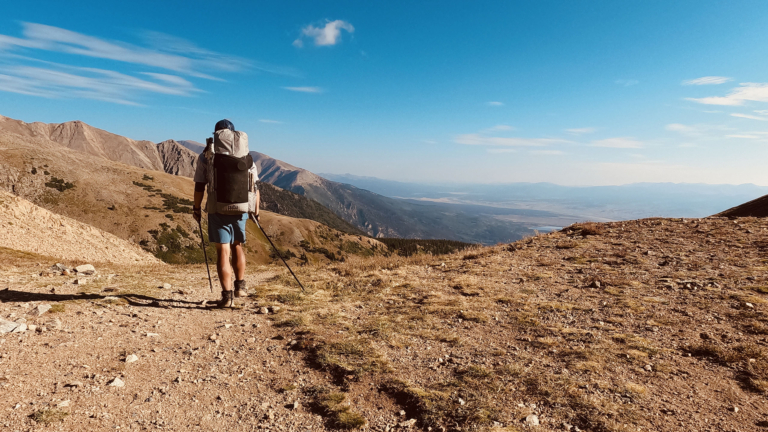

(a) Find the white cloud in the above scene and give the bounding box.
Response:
[486,101,504,106]
[665,123,732,139]
[687,82,768,106]
[482,124,514,133]
[615,79,639,87]
[0,63,201,105]
[487,148,516,153]
[755,110,768,115]
[727,134,761,139]
[731,113,768,121]
[566,127,596,135]
[456,133,568,147]
[294,20,354,47]
[421,139,437,144]
[682,76,732,85]
[530,150,564,155]
[282,86,324,93]
[591,137,643,148]
[0,23,253,79]
[258,119,283,124]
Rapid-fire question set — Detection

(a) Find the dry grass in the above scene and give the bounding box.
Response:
[31,409,69,425]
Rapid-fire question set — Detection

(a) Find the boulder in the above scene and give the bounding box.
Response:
[74,264,96,275]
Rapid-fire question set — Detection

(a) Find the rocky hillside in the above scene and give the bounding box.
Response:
[0,127,383,265]
[156,140,198,178]
[0,190,159,265]
[0,115,197,178]
[1,217,767,431]
[717,194,768,218]
[256,182,366,236]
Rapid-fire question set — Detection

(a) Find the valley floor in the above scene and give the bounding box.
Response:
[1,217,768,431]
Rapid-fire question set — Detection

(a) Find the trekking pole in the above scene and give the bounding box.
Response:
[197,219,214,293]
[250,214,306,292]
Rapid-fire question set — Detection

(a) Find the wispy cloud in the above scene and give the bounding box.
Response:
[0,22,281,104]
[293,20,354,48]
[591,137,643,148]
[727,134,761,139]
[282,86,324,93]
[486,101,504,106]
[530,150,565,155]
[682,76,732,85]
[258,119,283,124]
[686,82,768,106]
[731,113,768,121]
[566,127,596,135]
[0,63,201,105]
[487,148,516,153]
[0,23,252,79]
[456,133,568,147]
[482,124,514,133]
[615,79,639,87]
[421,139,437,144]
[665,123,732,138]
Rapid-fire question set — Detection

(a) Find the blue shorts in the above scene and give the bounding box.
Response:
[208,213,248,244]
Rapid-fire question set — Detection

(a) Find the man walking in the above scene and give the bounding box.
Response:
[192,119,259,308]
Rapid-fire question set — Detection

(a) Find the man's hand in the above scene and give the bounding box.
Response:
[193,207,202,222]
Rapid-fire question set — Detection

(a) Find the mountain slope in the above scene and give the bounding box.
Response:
[156,139,198,177]
[249,152,532,243]
[257,182,366,236]
[0,190,159,265]
[715,193,768,218]
[0,127,382,265]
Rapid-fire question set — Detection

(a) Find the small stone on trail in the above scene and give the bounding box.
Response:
[30,304,52,316]
[65,381,83,388]
[74,278,88,285]
[644,364,653,372]
[57,400,70,408]
[0,319,18,333]
[11,323,27,333]
[209,334,218,341]
[590,281,601,288]
[161,283,171,289]
[399,410,406,416]
[525,414,540,426]
[290,401,299,410]
[108,377,125,387]
[745,303,754,309]
[28,325,37,332]
[146,333,159,337]
[75,264,96,275]
[731,406,739,413]
[125,354,139,363]
[399,418,417,428]
[258,307,269,314]
[458,398,465,405]
[270,306,281,313]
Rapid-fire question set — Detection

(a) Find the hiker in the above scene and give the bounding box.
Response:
[192,119,260,308]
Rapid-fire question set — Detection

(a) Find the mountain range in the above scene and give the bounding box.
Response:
[0,116,382,265]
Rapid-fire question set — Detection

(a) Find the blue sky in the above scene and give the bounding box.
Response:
[2,1,768,185]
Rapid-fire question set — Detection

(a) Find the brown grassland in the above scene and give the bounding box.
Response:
[1,217,767,431]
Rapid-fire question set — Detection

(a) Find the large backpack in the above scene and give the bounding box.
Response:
[204,129,258,215]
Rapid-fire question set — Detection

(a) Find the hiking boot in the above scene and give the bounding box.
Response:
[216,290,234,308]
[234,279,248,298]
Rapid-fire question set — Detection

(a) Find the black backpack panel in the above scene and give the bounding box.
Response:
[214,154,252,203]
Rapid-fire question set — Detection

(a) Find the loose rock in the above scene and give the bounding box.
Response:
[108,377,125,387]
[75,264,96,275]
[30,304,52,316]
[0,319,19,333]
[525,414,540,426]
[125,354,139,363]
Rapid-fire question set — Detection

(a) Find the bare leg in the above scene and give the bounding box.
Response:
[215,243,233,292]
[232,241,246,281]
